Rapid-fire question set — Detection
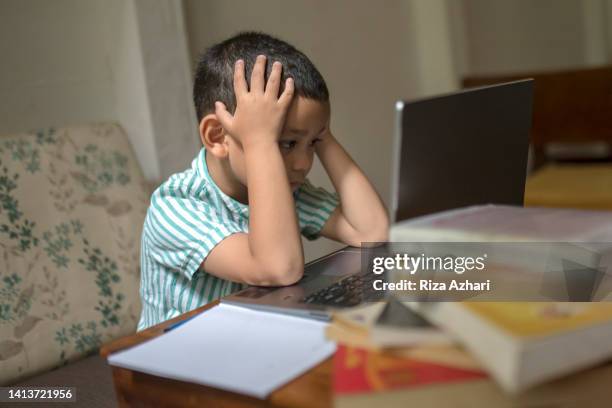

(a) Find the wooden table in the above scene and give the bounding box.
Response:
[525,163,612,210]
[100,301,331,408]
[101,300,612,407]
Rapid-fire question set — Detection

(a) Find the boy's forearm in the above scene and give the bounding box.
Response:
[243,141,304,283]
[316,133,389,242]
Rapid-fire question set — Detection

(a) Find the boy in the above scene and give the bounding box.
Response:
[138,32,388,330]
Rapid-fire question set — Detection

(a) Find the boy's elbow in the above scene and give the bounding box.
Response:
[248,257,304,286]
[268,259,304,286]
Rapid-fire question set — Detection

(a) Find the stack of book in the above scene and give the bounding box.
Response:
[330,205,612,407]
[331,299,612,407]
[328,298,489,407]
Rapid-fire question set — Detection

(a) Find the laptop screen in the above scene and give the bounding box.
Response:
[391,80,533,222]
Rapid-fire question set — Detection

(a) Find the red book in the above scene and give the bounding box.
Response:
[334,345,487,395]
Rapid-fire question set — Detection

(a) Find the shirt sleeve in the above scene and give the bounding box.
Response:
[294,179,340,240]
[142,178,244,279]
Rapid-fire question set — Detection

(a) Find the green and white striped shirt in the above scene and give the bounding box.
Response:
[138,148,339,330]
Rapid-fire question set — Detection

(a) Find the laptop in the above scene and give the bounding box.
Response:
[223,80,534,320]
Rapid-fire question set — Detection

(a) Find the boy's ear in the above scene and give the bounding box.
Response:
[199,114,229,157]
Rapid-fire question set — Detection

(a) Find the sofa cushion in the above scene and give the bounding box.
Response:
[13,355,117,408]
[0,123,148,384]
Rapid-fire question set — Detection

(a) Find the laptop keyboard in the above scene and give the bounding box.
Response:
[301,273,385,307]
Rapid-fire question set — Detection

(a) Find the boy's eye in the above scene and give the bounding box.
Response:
[310,138,322,146]
[279,140,297,150]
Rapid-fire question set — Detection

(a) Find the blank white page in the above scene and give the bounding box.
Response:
[107,303,336,398]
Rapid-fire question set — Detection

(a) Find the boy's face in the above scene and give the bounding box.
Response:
[227,97,330,192]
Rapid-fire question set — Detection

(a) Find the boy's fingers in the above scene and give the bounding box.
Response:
[265,61,282,98]
[250,55,266,93]
[277,78,295,108]
[214,101,233,131]
[233,60,248,97]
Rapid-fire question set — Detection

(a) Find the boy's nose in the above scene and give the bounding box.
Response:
[291,154,312,172]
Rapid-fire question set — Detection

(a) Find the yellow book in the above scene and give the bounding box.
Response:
[410,301,612,393]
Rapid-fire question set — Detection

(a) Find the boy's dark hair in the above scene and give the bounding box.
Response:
[193,31,329,122]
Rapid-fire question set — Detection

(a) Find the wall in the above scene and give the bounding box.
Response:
[6,0,607,261]
[0,0,116,135]
[109,0,200,181]
[0,0,199,182]
[456,0,612,76]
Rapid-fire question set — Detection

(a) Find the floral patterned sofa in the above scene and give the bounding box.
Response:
[0,122,149,406]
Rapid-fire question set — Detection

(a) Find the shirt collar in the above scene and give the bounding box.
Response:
[194,148,250,217]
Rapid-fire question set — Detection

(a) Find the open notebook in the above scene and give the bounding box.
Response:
[107,303,336,398]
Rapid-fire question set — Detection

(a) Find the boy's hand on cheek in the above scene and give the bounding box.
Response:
[215,55,294,149]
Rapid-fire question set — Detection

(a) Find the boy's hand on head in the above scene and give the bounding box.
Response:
[207,55,304,287]
[215,55,294,149]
